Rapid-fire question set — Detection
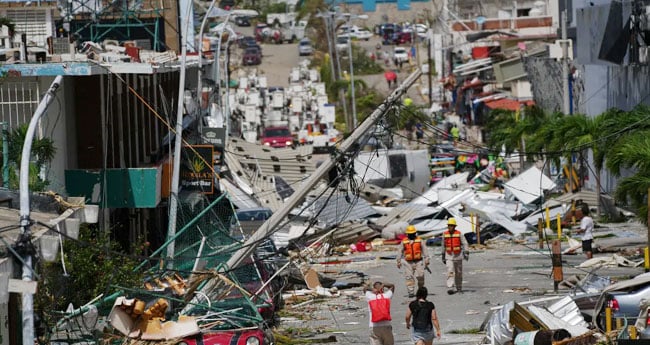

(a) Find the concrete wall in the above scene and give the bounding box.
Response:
[338,2,439,28]
[40,76,78,195]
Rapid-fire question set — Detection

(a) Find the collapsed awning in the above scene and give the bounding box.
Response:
[504,166,555,204]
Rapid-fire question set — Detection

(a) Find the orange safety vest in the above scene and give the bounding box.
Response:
[402,238,423,261]
[443,230,462,255]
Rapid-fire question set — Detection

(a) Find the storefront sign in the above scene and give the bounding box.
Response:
[181,145,214,194]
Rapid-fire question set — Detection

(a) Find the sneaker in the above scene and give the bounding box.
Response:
[408,293,415,298]
[447,289,456,295]
[456,289,463,294]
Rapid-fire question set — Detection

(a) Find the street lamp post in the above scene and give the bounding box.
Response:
[344,14,368,130]
[316,11,337,83]
[20,75,63,345]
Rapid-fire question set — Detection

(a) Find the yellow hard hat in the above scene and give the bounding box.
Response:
[447,218,457,226]
[406,225,417,234]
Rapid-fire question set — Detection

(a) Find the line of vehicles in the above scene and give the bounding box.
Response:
[231,63,339,153]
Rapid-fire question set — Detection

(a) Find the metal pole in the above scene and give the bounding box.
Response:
[427,34,433,108]
[197,0,219,109]
[2,122,8,187]
[20,75,63,345]
[347,16,357,129]
[226,69,422,270]
[320,13,336,83]
[166,1,193,266]
[647,187,650,272]
[519,104,525,170]
[561,10,570,115]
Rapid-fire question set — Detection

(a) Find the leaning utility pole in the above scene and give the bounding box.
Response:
[225,69,423,270]
[19,75,63,345]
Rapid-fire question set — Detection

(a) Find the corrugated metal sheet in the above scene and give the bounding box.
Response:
[224,138,315,212]
[219,179,260,209]
[527,305,590,337]
[304,220,379,245]
[373,203,428,227]
[547,296,590,329]
[293,193,378,229]
[227,138,315,184]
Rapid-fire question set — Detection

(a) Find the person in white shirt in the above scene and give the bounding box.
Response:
[576,205,594,259]
[365,281,396,345]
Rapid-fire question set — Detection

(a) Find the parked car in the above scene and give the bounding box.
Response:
[234,16,251,27]
[231,207,274,237]
[298,38,313,56]
[375,23,400,37]
[261,126,294,148]
[392,46,409,65]
[180,279,274,345]
[338,25,373,41]
[242,47,262,65]
[396,31,413,45]
[593,273,650,332]
[239,35,257,49]
[231,256,285,324]
[381,24,402,45]
[181,329,267,345]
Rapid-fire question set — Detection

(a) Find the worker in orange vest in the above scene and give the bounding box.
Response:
[441,218,469,295]
[397,225,429,298]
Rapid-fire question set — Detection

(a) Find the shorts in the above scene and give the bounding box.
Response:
[582,239,593,253]
[411,327,435,343]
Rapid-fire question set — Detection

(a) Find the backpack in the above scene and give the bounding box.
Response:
[412,301,433,330]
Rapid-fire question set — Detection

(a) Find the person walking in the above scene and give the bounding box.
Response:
[450,125,460,145]
[576,205,594,259]
[365,281,396,345]
[397,225,429,298]
[441,218,469,294]
[405,287,441,345]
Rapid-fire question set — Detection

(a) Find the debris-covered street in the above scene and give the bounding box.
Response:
[274,221,650,345]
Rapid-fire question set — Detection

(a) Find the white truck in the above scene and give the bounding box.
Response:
[267,12,307,43]
[297,104,338,153]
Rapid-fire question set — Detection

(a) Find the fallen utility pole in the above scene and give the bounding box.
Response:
[226,69,423,270]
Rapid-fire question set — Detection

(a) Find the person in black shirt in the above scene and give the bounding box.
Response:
[405,287,441,345]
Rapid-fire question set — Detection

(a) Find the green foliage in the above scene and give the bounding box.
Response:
[35,225,145,339]
[2,124,57,191]
[261,2,290,23]
[384,102,429,130]
[345,45,383,75]
[482,102,650,224]
[448,328,482,334]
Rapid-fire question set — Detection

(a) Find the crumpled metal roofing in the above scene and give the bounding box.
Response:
[412,172,470,206]
[372,203,428,228]
[304,220,379,245]
[504,166,555,204]
[292,193,378,229]
[220,178,260,209]
[226,138,314,184]
[224,138,314,211]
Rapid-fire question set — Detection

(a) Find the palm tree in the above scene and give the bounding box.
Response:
[606,131,650,223]
[3,124,57,191]
[484,108,520,156]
